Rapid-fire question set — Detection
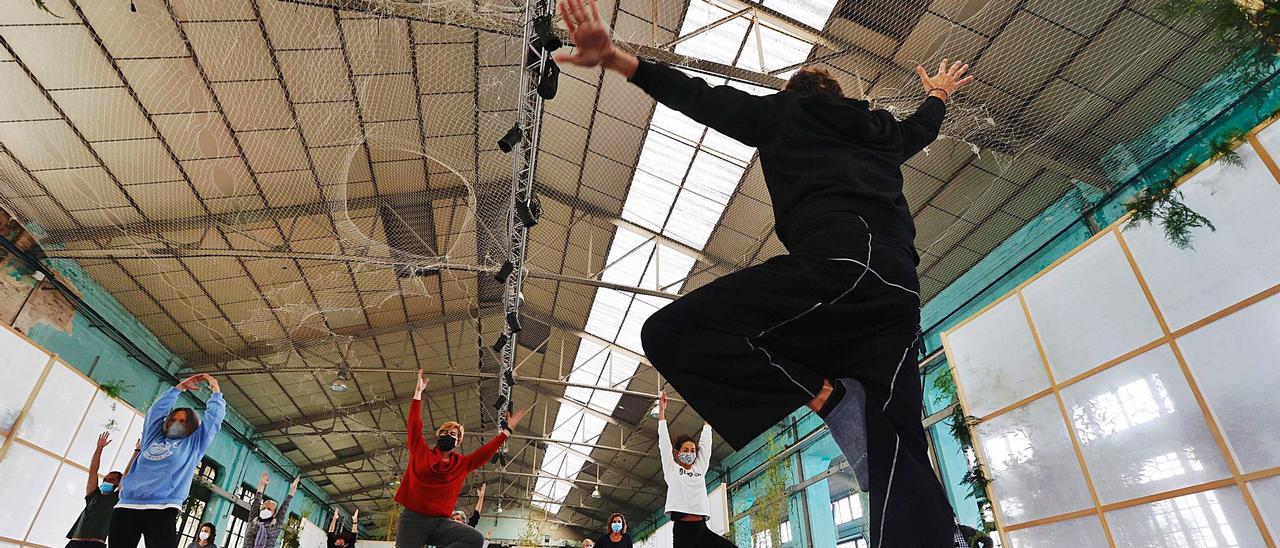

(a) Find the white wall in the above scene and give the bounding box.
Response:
[945,128,1280,546]
[0,326,144,548]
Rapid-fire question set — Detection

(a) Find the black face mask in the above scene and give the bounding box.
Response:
[436,434,457,452]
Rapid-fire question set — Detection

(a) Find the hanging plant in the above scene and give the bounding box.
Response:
[931,367,997,538]
[1159,0,1280,83]
[99,379,134,401]
[30,0,61,18]
[281,510,310,548]
[383,504,402,542]
[748,429,791,548]
[1123,157,1216,249]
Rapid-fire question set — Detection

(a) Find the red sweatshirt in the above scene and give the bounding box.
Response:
[393,398,508,517]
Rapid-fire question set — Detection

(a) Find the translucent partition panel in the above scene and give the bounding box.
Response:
[1106,486,1264,547]
[66,391,135,467]
[1176,293,1280,473]
[946,296,1050,418]
[27,463,89,546]
[1005,514,1108,547]
[1255,121,1280,174]
[1022,232,1164,380]
[1248,475,1280,540]
[0,441,61,539]
[1060,345,1230,504]
[975,395,1093,525]
[1122,141,1280,331]
[16,364,96,455]
[108,413,144,473]
[0,327,50,433]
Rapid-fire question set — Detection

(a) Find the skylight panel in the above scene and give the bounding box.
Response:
[651,105,707,144]
[702,128,756,164]
[599,230,656,285]
[762,0,839,30]
[684,150,743,204]
[637,244,698,293]
[665,190,724,249]
[621,170,681,232]
[739,22,814,73]
[583,289,633,339]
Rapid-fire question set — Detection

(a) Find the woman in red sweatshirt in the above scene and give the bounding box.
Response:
[394,369,526,548]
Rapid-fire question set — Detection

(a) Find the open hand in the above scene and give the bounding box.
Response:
[915,58,974,100]
[290,475,300,495]
[96,432,112,449]
[503,408,528,432]
[259,471,269,490]
[415,369,429,398]
[554,0,615,68]
[176,374,204,391]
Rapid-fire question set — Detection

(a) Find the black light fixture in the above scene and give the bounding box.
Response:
[492,392,508,411]
[537,58,560,100]
[515,195,542,227]
[497,124,523,153]
[491,333,509,353]
[504,369,517,387]
[495,260,514,283]
[506,311,523,333]
[532,15,562,52]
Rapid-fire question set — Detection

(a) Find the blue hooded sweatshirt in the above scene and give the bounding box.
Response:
[119,387,226,506]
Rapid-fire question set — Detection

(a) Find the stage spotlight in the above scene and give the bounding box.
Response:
[491,334,509,353]
[504,369,517,387]
[533,15,562,52]
[515,195,542,227]
[492,393,508,411]
[537,59,560,100]
[495,260,514,283]
[497,124,522,153]
[506,311,523,333]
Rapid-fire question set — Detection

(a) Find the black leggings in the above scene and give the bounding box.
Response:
[107,508,179,548]
[672,519,736,548]
[640,226,957,547]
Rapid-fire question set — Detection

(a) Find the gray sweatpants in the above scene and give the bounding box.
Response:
[395,509,484,548]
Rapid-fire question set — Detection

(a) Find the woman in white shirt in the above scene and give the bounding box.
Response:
[657,392,736,547]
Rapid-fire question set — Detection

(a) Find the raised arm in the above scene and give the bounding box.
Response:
[656,415,675,476]
[352,510,359,535]
[87,432,111,496]
[123,439,140,477]
[475,482,487,513]
[900,59,973,159]
[329,509,339,533]
[464,408,524,472]
[244,473,267,548]
[274,476,300,526]
[141,383,185,443]
[196,375,226,447]
[408,370,429,453]
[695,424,713,472]
[555,0,782,147]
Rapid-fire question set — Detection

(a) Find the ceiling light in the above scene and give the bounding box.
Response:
[330,371,351,393]
[591,487,601,499]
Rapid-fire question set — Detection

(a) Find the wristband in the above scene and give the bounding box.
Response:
[928,87,949,101]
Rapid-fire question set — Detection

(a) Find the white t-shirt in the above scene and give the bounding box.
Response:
[658,420,713,517]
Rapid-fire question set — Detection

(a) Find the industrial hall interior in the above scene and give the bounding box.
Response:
[1,0,1279,547]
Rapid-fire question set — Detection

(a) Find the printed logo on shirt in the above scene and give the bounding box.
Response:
[677,468,703,479]
[143,439,182,461]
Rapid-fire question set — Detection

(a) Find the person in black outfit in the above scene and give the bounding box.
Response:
[449,483,487,528]
[554,0,974,545]
[591,514,632,548]
[326,508,358,548]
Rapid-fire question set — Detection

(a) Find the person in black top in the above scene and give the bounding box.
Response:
[326,508,358,548]
[555,0,974,545]
[591,514,632,548]
[449,483,487,528]
[66,432,137,548]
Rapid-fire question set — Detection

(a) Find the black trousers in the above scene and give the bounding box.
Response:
[640,224,957,547]
[107,508,179,548]
[672,519,736,548]
[394,508,484,548]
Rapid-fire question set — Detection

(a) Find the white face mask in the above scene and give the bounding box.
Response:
[678,452,697,465]
[260,510,274,520]
[199,532,210,541]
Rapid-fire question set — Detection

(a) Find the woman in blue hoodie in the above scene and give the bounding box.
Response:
[108,373,225,548]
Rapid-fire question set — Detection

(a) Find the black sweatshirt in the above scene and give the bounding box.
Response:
[628,60,946,259]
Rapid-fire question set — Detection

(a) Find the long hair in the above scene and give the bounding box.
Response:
[607,513,627,534]
[199,522,216,542]
[784,67,843,98]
